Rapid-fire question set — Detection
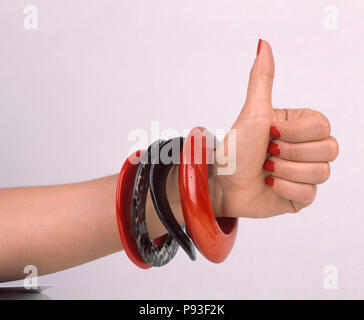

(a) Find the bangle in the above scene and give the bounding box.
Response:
[132,140,179,267]
[116,150,151,269]
[149,137,196,261]
[179,127,239,263]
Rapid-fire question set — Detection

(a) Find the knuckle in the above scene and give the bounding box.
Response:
[279,181,290,197]
[314,163,331,183]
[317,115,331,138]
[303,107,314,112]
[288,143,301,160]
[287,125,298,141]
[301,107,316,117]
[302,185,317,206]
[278,161,291,179]
[327,137,339,161]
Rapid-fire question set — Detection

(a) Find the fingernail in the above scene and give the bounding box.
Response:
[265,176,274,186]
[267,142,280,155]
[256,39,262,57]
[263,159,274,172]
[270,126,281,138]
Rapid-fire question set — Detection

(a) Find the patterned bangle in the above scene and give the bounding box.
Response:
[149,137,196,261]
[115,150,151,269]
[131,140,179,267]
[179,127,239,263]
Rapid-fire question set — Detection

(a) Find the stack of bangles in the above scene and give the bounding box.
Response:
[115,127,239,268]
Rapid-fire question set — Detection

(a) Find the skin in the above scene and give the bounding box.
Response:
[211,41,338,218]
[0,40,338,282]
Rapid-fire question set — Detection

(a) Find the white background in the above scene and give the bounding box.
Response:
[0,0,363,299]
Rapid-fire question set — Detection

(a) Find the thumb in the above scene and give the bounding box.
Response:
[243,39,275,113]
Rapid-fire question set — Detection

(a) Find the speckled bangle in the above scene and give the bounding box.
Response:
[131,140,179,267]
[116,150,168,269]
[149,137,196,261]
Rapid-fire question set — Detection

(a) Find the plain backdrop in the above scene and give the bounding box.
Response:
[0,0,363,299]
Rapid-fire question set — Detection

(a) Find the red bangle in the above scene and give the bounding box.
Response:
[116,150,167,269]
[179,127,239,263]
[116,150,178,268]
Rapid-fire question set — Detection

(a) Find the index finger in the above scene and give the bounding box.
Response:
[270,111,331,143]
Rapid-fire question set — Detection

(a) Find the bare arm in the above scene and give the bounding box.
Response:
[0,166,184,282]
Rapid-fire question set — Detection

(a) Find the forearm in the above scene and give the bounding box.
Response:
[0,166,184,282]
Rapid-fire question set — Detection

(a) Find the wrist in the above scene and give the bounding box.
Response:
[166,164,185,227]
[209,165,224,218]
[163,163,223,229]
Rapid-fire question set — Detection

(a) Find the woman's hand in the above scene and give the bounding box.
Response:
[212,40,339,218]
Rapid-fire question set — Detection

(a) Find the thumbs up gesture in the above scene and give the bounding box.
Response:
[212,40,339,218]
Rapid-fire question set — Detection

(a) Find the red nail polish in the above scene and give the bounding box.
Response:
[256,39,262,57]
[263,159,274,172]
[270,126,281,138]
[265,176,274,186]
[267,142,280,155]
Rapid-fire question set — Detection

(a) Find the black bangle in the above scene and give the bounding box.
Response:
[131,140,179,267]
[149,137,196,261]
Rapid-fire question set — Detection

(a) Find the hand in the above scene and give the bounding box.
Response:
[212,40,339,218]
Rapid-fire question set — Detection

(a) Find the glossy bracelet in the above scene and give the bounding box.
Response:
[116,150,151,269]
[132,140,179,267]
[179,127,239,263]
[150,137,196,261]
